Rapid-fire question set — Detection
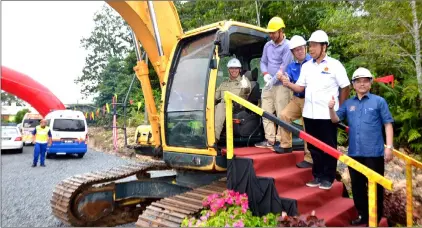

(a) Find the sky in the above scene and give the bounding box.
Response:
[2,1,105,105]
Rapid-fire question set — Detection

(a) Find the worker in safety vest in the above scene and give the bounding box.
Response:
[31,119,52,167]
[214,58,251,141]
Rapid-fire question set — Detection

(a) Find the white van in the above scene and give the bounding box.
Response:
[20,113,43,145]
[44,110,88,158]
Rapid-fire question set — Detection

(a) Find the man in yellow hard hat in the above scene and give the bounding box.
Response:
[255,16,293,150]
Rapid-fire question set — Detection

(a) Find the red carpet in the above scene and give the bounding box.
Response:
[224,147,389,227]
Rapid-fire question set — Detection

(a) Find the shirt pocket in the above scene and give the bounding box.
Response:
[362,109,379,124]
[319,72,336,90]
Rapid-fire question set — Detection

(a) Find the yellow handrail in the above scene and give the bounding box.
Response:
[340,121,422,227]
[224,91,394,227]
[391,148,422,227]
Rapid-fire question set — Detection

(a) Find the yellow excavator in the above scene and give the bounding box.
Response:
[51,1,304,226]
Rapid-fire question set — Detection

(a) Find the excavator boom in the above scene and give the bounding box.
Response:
[107,1,183,83]
[106,1,183,148]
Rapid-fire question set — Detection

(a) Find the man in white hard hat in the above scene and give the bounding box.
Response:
[282,30,350,190]
[255,16,294,149]
[214,58,251,141]
[328,67,394,226]
[272,35,312,163]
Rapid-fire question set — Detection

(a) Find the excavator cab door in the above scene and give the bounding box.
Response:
[164,31,218,150]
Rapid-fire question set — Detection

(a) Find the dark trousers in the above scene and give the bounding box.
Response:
[303,118,338,183]
[349,156,384,223]
[33,143,47,165]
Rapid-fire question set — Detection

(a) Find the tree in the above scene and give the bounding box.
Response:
[320,0,422,151]
[1,91,24,106]
[75,4,132,98]
[14,109,29,124]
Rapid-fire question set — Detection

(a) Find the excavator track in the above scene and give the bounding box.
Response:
[51,160,227,227]
[51,161,169,227]
[136,178,227,227]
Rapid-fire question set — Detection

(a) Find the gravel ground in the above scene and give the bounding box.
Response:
[1,146,138,227]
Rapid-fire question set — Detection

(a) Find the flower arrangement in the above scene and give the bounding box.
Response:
[181,190,326,227]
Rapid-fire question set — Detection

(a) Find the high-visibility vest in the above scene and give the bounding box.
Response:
[35,126,50,143]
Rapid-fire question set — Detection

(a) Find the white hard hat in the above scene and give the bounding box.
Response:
[308,30,329,45]
[352,67,373,81]
[289,35,307,50]
[227,58,241,68]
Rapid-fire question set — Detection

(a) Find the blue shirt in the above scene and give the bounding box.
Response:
[260,38,294,86]
[285,54,312,98]
[336,93,394,157]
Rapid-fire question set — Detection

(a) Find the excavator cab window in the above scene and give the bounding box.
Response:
[165,32,217,148]
[250,58,266,89]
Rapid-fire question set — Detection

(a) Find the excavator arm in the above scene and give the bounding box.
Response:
[107,1,183,81]
[106,1,183,147]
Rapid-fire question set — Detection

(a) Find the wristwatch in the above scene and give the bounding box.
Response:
[386,145,394,149]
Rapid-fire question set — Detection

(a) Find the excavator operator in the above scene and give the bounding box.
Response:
[214,58,251,142]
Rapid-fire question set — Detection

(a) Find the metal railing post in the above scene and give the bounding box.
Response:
[406,162,413,227]
[225,94,234,159]
[368,181,378,227]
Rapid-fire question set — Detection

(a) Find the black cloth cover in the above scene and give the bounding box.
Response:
[227,157,298,216]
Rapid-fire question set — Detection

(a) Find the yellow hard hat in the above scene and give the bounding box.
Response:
[266,17,286,32]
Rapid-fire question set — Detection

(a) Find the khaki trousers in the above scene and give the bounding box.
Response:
[261,85,291,142]
[279,96,311,162]
[214,102,226,140]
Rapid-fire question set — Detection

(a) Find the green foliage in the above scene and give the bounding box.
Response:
[1,91,24,106]
[14,109,30,124]
[75,4,132,98]
[337,128,348,146]
[320,0,422,154]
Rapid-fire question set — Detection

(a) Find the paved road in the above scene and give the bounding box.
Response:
[1,146,137,227]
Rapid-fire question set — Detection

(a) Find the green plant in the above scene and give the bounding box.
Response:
[14,108,30,124]
[181,190,326,227]
[337,128,348,146]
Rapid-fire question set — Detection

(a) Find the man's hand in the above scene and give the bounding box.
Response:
[384,148,393,163]
[276,71,283,78]
[240,75,248,88]
[281,74,290,87]
[328,96,336,109]
[263,74,272,83]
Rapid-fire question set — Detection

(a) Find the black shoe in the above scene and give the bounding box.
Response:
[319,180,333,190]
[351,216,368,226]
[41,164,46,167]
[306,178,321,187]
[272,146,292,154]
[296,161,313,168]
[32,164,36,167]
